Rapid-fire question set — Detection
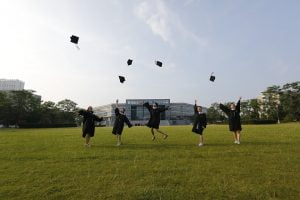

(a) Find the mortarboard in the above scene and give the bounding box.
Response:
[70,35,79,44]
[210,72,216,82]
[127,59,133,66]
[155,61,163,67]
[119,76,125,83]
[70,35,80,50]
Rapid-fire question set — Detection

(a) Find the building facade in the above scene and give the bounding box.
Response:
[94,99,207,126]
[0,79,25,91]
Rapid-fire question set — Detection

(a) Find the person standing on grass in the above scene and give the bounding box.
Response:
[192,100,207,147]
[79,106,103,147]
[112,99,133,146]
[143,102,169,141]
[219,97,242,144]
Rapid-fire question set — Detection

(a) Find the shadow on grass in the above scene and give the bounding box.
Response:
[91,143,234,150]
[90,141,293,150]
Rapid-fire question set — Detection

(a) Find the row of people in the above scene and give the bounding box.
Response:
[78,97,242,147]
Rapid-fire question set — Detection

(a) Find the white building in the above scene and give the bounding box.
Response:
[94,99,207,126]
[0,79,25,91]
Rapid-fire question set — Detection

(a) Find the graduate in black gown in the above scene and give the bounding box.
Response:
[220,97,242,144]
[78,106,103,147]
[112,99,133,146]
[192,100,207,147]
[143,102,169,141]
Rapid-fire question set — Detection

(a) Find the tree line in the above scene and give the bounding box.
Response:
[207,81,300,123]
[0,90,80,128]
[0,81,299,127]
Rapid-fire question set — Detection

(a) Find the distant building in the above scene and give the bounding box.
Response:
[0,79,25,91]
[0,79,41,102]
[94,99,207,126]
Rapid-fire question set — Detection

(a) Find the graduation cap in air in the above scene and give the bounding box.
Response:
[70,35,80,50]
[127,59,133,66]
[210,72,216,82]
[155,60,163,67]
[119,76,125,83]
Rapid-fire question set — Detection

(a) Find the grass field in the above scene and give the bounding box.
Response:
[0,124,299,200]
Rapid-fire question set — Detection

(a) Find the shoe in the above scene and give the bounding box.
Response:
[84,143,91,147]
[198,143,203,147]
[234,140,238,144]
[163,134,168,140]
[116,142,121,146]
[152,136,156,141]
[236,141,240,144]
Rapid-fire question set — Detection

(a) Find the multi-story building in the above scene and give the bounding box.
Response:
[94,99,207,126]
[0,79,25,91]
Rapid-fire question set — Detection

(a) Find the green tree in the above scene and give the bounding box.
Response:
[261,85,282,122]
[207,103,226,123]
[0,92,13,127]
[280,81,300,121]
[240,99,260,120]
[9,90,41,125]
[56,99,78,124]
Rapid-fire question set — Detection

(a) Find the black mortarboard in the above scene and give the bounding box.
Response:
[210,72,215,82]
[127,59,133,66]
[155,61,163,67]
[119,76,125,83]
[70,35,79,44]
[70,35,80,50]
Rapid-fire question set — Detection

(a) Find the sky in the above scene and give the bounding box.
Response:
[0,0,299,108]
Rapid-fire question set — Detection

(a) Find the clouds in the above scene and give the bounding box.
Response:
[134,1,171,43]
[134,0,207,47]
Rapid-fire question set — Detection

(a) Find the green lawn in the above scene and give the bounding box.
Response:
[0,124,299,200]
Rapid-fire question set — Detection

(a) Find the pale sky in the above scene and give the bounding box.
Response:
[1,0,299,108]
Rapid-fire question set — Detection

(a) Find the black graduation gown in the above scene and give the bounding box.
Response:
[112,108,132,135]
[192,104,207,135]
[79,110,103,138]
[143,102,168,129]
[220,100,242,132]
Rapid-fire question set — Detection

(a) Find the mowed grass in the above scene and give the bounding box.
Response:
[0,124,299,200]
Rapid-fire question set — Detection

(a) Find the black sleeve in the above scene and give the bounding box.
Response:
[93,115,103,122]
[194,104,197,114]
[143,102,151,111]
[78,110,87,116]
[203,114,207,128]
[115,108,120,116]
[236,100,241,113]
[124,116,133,128]
[220,104,230,116]
[158,106,168,113]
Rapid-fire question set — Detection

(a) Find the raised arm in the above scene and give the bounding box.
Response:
[116,99,119,108]
[143,102,151,111]
[158,106,169,113]
[124,116,133,128]
[115,99,120,116]
[220,103,230,116]
[203,114,207,128]
[236,97,241,113]
[93,114,103,122]
[194,100,198,113]
[78,109,87,116]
